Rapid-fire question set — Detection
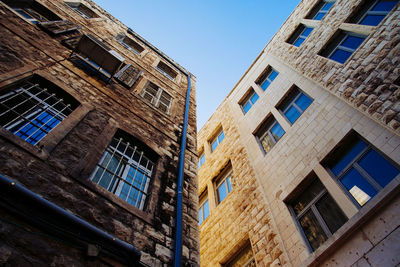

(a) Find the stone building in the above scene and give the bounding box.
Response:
[198,0,400,266]
[0,0,199,266]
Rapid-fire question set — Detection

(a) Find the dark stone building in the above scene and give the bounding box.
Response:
[0,0,199,266]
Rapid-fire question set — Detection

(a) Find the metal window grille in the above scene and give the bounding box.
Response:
[0,82,74,145]
[89,136,154,210]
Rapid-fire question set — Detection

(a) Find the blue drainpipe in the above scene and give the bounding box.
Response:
[173,74,191,267]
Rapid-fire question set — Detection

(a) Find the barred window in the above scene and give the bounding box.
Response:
[0,77,79,145]
[89,131,156,210]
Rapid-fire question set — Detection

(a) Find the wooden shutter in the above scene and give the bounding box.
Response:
[61,35,82,49]
[114,64,142,88]
[39,20,80,35]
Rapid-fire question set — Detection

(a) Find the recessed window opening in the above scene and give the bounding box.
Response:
[66,2,99,19]
[239,88,259,114]
[215,165,232,204]
[156,61,177,80]
[348,0,399,26]
[256,67,279,91]
[198,151,205,169]
[119,36,144,54]
[287,25,313,47]
[198,191,210,225]
[254,115,285,154]
[306,0,335,20]
[210,128,225,152]
[142,82,173,114]
[1,0,61,24]
[277,86,313,124]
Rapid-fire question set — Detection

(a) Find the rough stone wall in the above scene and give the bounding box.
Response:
[0,0,199,266]
[264,0,400,132]
[197,100,286,267]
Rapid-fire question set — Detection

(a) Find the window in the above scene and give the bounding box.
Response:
[215,169,232,204]
[287,25,313,47]
[142,82,173,114]
[256,67,279,91]
[348,0,399,26]
[254,115,285,154]
[198,192,210,225]
[305,0,335,20]
[210,129,225,152]
[224,242,255,267]
[289,176,348,251]
[116,35,144,55]
[156,61,178,80]
[239,88,259,114]
[319,31,366,64]
[277,86,313,124]
[0,76,79,145]
[198,152,205,169]
[1,0,61,24]
[66,2,99,19]
[89,130,156,210]
[114,64,142,88]
[323,132,400,207]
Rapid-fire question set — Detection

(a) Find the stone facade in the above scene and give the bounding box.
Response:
[198,0,400,266]
[0,0,199,266]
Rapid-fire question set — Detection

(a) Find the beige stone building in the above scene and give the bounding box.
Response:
[198,0,400,266]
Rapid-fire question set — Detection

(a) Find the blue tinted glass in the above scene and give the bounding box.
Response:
[296,93,313,111]
[294,37,305,47]
[198,207,203,225]
[372,1,398,11]
[218,131,225,143]
[203,200,210,220]
[303,27,313,37]
[269,70,278,81]
[243,101,252,114]
[211,140,218,151]
[360,15,386,26]
[331,139,367,176]
[321,2,334,11]
[341,168,377,206]
[218,182,228,203]
[15,9,34,19]
[314,12,326,20]
[226,177,232,192]
[359,149,399,187]
[250,93,259,104]
[342,36,365,50]
[285,106,301,124]
[270,123,285,141]
[330,49,353,64]
[261,80,270,90]
[200,154,205,166]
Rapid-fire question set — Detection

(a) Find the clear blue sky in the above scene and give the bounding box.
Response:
[94,0,301,130]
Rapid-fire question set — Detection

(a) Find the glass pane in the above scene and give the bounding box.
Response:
[211,139,218,151]
[250,93,259,104]
[360,15,386,26]
[243,101,252,114]
[227,176,232,192]
[303,27,313,37]
[330,49,352,64]
[314,12,326,20]
[321,2,334,11]
[198,207,203,225]
[217,181,228,203]
[331,139,367,176]
[200,154,205,166]
[270,123,285,141]
[372,1,398,11]
[292,179,325,215]
[285,106,301,124]
[260,134,275,153]
[218,131,225,143]
[358,149,399,188]
[342,36,365,50]
[294,37,305,47]
[268,70,278,82]
[295,93,313,111]
[316,193,347,233]
[260,80,271,91]
[203,200,210,220]
[341,168,377,206]
[299,209,328,251]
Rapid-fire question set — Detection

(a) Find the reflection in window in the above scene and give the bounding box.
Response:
[277,86,313,124]
[239,88,259,114]
[198,152,205,169]
[216,171,232,204]
[306,0,335,20]
[289,177,347,251]
[89,131,156,210]
[255,115,285,154]
[210,129,225,152]
[349,0,399,26]
[256,67,279,91]
[198,194,210,225]
[287,25,313,47]
[324,133,399,207]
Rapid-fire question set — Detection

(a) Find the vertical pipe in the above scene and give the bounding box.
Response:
[174,74,191,267]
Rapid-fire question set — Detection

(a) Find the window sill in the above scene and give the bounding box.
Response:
[300,176,400,266]
[339,23,374,36]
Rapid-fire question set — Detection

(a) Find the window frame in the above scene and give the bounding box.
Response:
[305,0,335,20]
[215,169,232,204]
[277,86,313,125]
[198,191,210,225]
[117,35,144,55]
[65,2,99,19]
[256,67,279,91]
[254,115,285,154]
[348,0,399,26]
[287,25,314,47]
[323,133,400,208]
[198,151,205,169]
[156,61,178,81]
[210,128,225,152]
[239,88,259,115]
[288,177,348,252]
[141,82,173,114]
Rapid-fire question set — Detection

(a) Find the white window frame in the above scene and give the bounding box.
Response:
[142,82,173,114]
